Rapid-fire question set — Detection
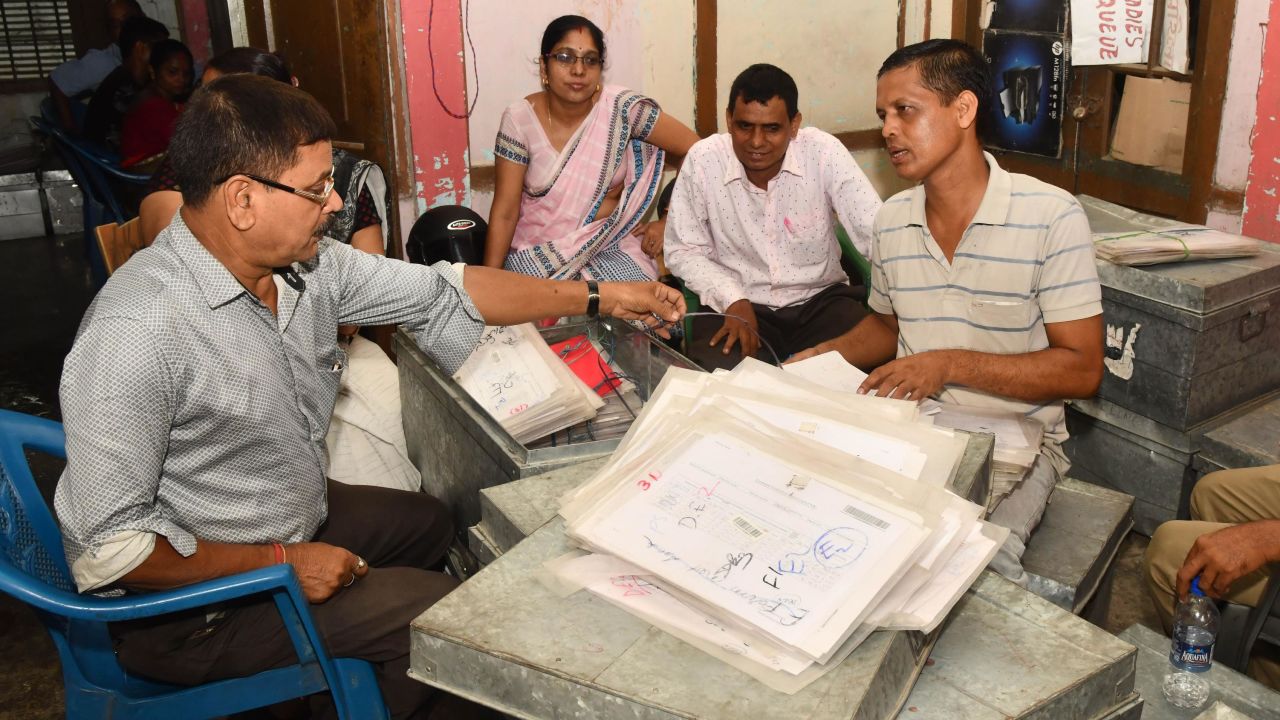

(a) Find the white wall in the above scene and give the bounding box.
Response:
[715,0,898,134]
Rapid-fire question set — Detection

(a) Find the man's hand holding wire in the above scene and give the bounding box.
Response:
[599,281,686,338]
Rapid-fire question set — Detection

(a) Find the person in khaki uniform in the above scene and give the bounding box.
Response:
[1145,464,1280,688]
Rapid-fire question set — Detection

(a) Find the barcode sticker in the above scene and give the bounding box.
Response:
[842,505,890,529]
[733,516,763,538]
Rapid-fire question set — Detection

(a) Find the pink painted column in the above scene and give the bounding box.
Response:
[1242,0,1280,243]
[401,0,471,211]
[179,0,212,68]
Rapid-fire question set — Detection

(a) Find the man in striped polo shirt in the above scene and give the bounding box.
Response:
[793,39,1104,585]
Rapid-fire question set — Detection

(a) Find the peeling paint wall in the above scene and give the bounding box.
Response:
[1242,0,1280,242]
[401,0,471,217]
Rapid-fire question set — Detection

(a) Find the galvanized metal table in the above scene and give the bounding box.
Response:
[410,433,1144,719]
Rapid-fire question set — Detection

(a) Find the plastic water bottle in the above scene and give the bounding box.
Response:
[1162,577,1218,708]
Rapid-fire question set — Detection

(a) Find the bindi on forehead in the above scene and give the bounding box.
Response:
[556,28,598,53]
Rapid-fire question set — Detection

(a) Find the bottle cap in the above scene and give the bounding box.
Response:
[1191,576,1205,597]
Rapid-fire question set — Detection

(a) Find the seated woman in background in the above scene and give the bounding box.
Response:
[486,14,698,282]
[138,47,415,493]
[139,48,389,253]
[118,38,192,168]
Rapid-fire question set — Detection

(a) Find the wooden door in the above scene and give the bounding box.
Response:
[250,0,401,253]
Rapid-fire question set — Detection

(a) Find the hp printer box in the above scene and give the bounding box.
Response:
[982,30,1070,159]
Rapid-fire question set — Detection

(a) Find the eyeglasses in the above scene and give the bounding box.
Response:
[239,165,337,205]
[545,51,603,69]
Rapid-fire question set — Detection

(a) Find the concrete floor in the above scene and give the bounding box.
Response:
[0,232,1168,718]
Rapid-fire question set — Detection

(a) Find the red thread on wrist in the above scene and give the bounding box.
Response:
[273,542,286,564]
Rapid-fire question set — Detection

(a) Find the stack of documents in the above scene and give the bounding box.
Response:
[546,354,1009,693]
[1094,227,1261,266]
[928,403,1043,511]
[453,324,604,444]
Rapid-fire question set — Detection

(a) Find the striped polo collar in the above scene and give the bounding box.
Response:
[907,151,1013,227]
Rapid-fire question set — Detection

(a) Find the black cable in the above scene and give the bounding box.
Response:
[427,0,479,120]
[648,311,782,367]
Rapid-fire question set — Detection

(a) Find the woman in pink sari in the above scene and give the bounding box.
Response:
[486,15,698,282]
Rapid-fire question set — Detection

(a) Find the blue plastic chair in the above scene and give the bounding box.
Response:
[0,409,388,719]
[30,110,151,286]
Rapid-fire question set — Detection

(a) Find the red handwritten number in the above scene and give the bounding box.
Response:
[636,470,662,491]
[508,403,528,416]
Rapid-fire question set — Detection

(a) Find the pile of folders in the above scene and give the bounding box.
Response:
[546,354,1010,693]
[453,323,641,445]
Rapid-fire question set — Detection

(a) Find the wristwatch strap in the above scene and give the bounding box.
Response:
[585,280,601,318]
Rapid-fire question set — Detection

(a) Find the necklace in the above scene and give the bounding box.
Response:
[543,91,597,139]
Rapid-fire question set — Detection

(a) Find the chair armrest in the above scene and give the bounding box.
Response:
[28,116,150,185]
[0,561,307,622]
[76,147,152,185]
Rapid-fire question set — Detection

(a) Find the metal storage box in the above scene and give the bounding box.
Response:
[1065,392,1280,535]
[0,173,45,240]
[1079,196,1280,431]
[1193,393,1280,480]
[40,169,82,234]
[396,319,700,529]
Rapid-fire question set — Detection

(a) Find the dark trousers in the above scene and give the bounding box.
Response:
[684,282,867,371]
[111,480,479,719]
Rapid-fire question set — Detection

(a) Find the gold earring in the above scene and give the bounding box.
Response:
[596,83,601,93]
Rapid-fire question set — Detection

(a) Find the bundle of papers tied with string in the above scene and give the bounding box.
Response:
[544,354,1009,694]
[1093,227,1262,266]
[452,323,607,444]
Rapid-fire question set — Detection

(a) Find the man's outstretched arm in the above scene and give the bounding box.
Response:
[461,266,684,330]
[789,311,900,370]
[858,314,1104,402]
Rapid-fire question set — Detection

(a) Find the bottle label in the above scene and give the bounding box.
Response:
[1171,641,1214,672]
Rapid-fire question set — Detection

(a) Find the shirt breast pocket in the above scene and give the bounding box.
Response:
[784,211,832,241]
[317,345,348,397]
[942,293,1036,354]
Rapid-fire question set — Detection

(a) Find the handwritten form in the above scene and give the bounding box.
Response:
[453,323,602,443]
[550,353,1007,691]
[577,431,927,657]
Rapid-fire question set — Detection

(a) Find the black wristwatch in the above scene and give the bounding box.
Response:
[585,280,601,318]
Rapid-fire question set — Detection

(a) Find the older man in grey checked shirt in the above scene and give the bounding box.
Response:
[54,74,684,719]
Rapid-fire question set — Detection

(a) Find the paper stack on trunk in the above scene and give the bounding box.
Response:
[927,404,1043,512]
[1094,227,1261,266]
[546,354,1009,694]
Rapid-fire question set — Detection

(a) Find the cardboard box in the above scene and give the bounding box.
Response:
[1110,76,1191,173]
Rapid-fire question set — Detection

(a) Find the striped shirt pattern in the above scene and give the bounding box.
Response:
[868,153,1102,471]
